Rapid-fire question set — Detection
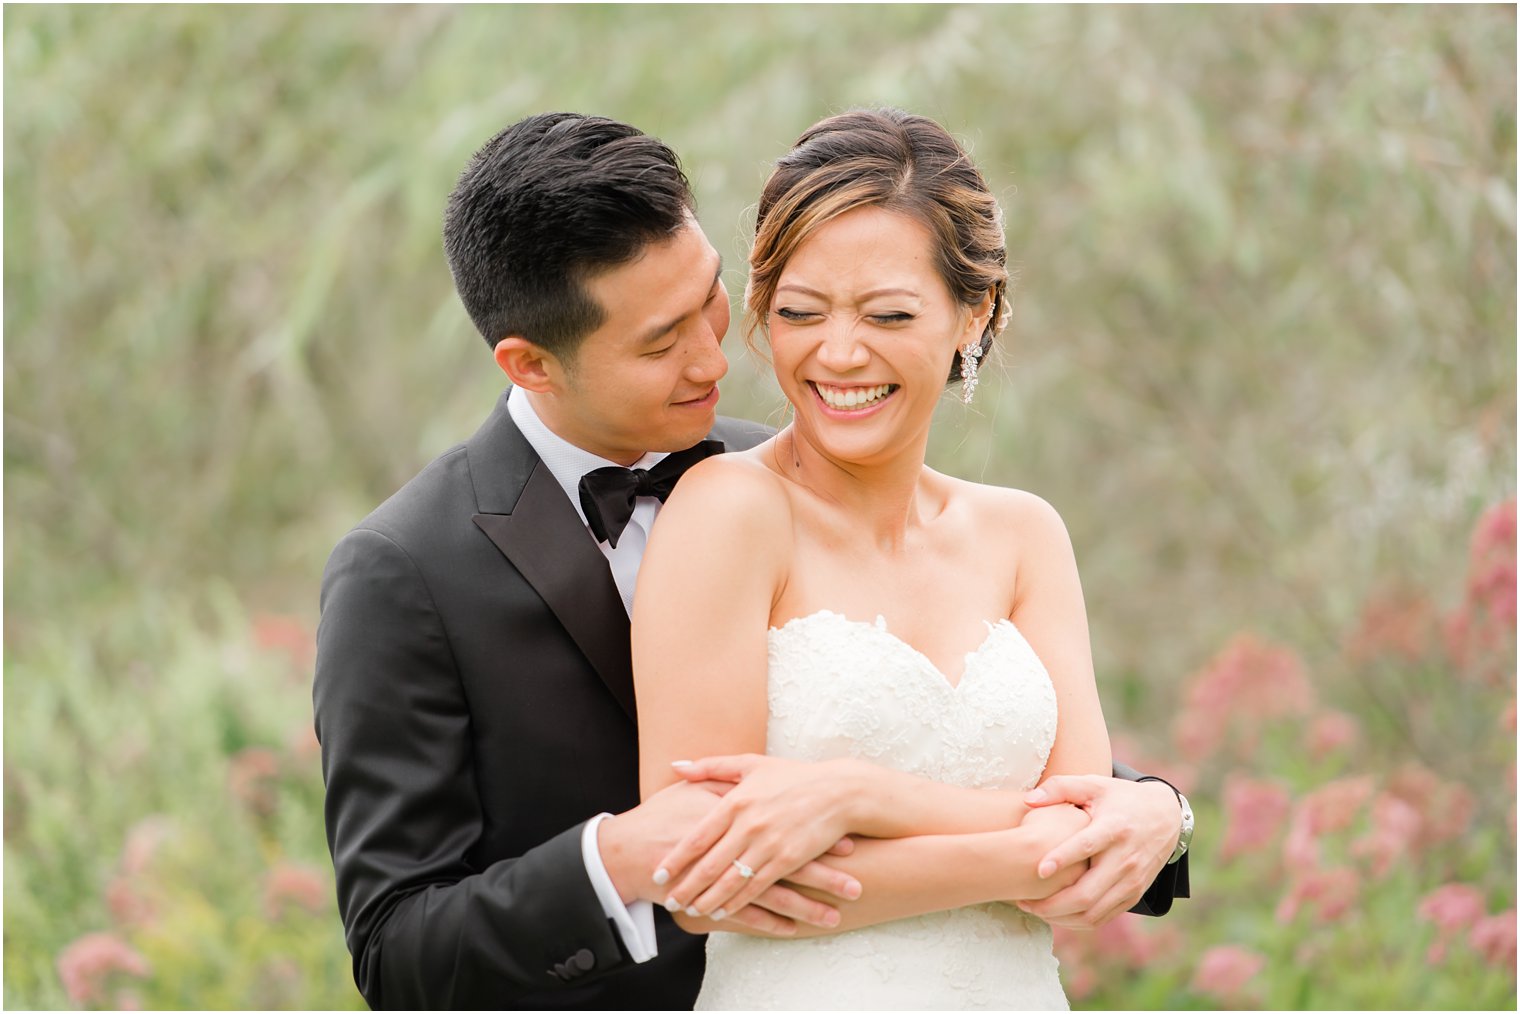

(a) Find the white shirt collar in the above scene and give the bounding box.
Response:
[507,386,667,528]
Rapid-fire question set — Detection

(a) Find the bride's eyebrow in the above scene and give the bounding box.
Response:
[858,287,921,301]
[776,283,923,302]
[776,283,827,299]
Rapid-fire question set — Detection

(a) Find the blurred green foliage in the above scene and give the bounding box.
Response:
[4,5,1514,1009]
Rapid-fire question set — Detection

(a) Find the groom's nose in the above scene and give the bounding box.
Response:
[684,315,729,385]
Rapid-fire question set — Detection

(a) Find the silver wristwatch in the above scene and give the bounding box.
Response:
[1168,791,1194,865]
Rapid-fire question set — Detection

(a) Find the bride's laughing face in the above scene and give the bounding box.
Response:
[767,206,991,468]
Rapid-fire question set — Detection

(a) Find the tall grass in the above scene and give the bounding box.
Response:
[5,5,1514,1009]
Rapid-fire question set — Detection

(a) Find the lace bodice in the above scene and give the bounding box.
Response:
[696,610,1070,1011]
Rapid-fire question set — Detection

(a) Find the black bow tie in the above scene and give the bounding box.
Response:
[577,440,725,548]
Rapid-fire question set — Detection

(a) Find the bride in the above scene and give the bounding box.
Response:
[631,108,1107,1010]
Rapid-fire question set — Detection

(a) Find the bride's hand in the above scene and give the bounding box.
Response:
[654,754,863,920]
[1006,803,1091,903]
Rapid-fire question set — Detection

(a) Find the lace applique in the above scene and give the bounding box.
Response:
[764,610,1057,790]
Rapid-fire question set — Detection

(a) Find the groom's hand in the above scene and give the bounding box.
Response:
[1014,775,1180,928]
[598,780,857,933]
[654,754,863,923]
[599,780,731,906]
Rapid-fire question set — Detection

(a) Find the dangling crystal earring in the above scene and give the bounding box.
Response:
[959,339,984,405]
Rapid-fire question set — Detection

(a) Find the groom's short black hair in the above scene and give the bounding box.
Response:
[443,112,695,361]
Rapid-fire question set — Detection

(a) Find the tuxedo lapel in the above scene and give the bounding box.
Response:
[468,393,637,721]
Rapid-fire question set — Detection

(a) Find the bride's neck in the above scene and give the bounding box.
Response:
[781,427,935,548]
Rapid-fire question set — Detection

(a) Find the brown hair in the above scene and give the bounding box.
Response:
[746,108,1009,383]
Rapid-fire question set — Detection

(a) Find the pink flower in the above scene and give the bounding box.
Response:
[1417,884,1490,967]
[105,877,155,929]
[1385,764,1477,848]
[1345,591,1437,664]
[1191,945,1266,1004]
[1468,500,1517,628]
[1297,775,1375,836]
[1470,910,1518,968]
[1220,776,1291,862]
[1282,810,1321,869]
[263,862,330,919]
[1277,775,1373,868]
[1305,710,1360,760]
[228,747,281,816]
[1276,867,1359,924]
[1172,634,1315,762]
[1418,883,1486,932]
[55,932,150,1006]
[1190,634,1316,719]
[1421,784,1476,846]
[1352,792,1423,878]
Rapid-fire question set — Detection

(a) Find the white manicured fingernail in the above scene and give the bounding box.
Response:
[653,868,670,886]
[685,906,701,917]
[671,760,693,768]
[712,908,727,921]
[664,897,681,913]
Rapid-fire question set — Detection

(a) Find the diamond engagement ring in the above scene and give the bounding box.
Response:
[732,859,755,879]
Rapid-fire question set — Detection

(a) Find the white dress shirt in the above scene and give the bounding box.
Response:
[507,386,664,962]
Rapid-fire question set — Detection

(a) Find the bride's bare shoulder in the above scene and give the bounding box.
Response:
[948,477,1075,555]
[658,439,794,539]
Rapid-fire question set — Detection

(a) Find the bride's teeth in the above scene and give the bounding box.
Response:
[815,383,897,410]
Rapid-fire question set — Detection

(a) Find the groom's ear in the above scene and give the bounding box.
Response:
[493,336,561,393]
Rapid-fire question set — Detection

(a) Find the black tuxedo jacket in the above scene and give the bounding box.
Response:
[315,389,1186,1011]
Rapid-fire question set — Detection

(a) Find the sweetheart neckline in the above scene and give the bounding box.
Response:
[768,609,1025,691]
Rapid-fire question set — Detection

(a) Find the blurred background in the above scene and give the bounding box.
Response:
[4,5,1514,1009]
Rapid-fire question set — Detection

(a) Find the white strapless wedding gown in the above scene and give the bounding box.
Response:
[695,610,1069,1011]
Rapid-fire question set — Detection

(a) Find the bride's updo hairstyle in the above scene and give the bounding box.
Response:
[746,108,1009,385]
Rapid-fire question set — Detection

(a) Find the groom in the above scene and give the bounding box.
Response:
[314,112,1189,1010]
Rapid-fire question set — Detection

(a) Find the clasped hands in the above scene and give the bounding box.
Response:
[644,754,1181,933]
[653,755,862,933]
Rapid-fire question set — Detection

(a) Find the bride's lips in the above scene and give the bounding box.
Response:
[673,386,720,411]
[808,381,899,418]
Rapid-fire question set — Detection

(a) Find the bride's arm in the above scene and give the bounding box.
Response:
[633,455,786,797]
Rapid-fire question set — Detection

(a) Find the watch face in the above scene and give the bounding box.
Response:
[1176,795,1194,854]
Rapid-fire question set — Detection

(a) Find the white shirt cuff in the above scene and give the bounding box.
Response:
[581,812,659,963]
